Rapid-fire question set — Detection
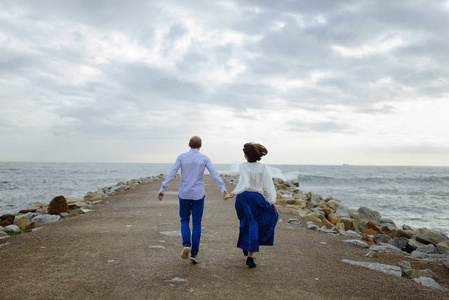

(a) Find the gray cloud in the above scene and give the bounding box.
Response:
[1,0,449,164]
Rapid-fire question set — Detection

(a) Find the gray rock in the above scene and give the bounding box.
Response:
[365,251,378,258]
[389,237,409,250]
[415,228,446,246]
[445,258,449,269]
[3,225,20,233]
[335,209,350,218]
[379,218,397,232]
[320,226,338,234]
[398,261,412,269]
[306,221,319,230]
[436,240,449,254]
[343,239,369,248]
[416,244,439,254]
[339,230,362,239]
[341,259,402,277]
[425,269,438,280]
[397,229,415,239]
[370,243,405,255]
[31,214,60,224]
[410,251,448,262]
[357,207,381,221]
[310,194,323,203]
[412,277,449,292]
[373,234,391,244]
[408,239,425,250]
[0,231,9,237]
[60,213,69,218]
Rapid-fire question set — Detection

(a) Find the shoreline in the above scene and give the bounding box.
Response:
[1,175,448,298]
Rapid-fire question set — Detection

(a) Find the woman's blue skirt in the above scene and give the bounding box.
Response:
[235,191,278,252]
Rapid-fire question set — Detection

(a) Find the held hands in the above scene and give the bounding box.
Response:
[222,191,234,200]
[158,192,164,201]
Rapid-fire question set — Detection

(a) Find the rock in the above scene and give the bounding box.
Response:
[403,224,414,231]
[389,237,409,250]
[365,222,383,235]
[306,221,319,230]
[310,194,323,203]
[357,207,381,221]
[404,269,432,279]
[380,226,393,235]
[327,214,342,225]
[343,239,369,248]
[335,209,351,218]
[425,269,438,280]
[304,214,322,223]
[445,258,449,269]
[365,251,378,258]
[18,204,46,214]
[340,218,354,231]
[320,226,339,234]
[373,234,391,244]
[408,239,425,250]
[397,229,415,238]
[379,218,397,232]
[416,244,439,254]
[341,259,402,277]
[15,216,32,231]
[369,244,405,255]
[3,225,20,233]
[352,219,367,234]
[415,228,445,246]
[436,240,449,254]
[398,261,412,269]
[84,191,104,200]
[48,195,69,215]
[0,215,15,227]
[0,231,8,237]
[335,222,346,232]
[60,212,69,218]
[412,277,449,292]
[322,218,334,229]
[31,214,60,224]
[339,230,363,239]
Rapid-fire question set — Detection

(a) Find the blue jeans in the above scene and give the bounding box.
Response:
[179,196,205,256]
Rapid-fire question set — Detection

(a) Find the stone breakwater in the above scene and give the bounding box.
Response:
[223,175,449,292]
[0,175,164,238]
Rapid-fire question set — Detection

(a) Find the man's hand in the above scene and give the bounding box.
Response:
[158,192,164,201]
[222,191,234,200]
[222,191,230,200]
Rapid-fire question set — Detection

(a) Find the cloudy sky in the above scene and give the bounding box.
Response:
[1,0,449,166]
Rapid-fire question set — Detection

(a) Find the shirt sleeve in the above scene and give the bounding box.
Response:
[263,164,277,205]
[159,156,181,194]
[205,157,227,194]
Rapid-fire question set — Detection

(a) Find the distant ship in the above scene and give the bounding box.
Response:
[342,163,349,167]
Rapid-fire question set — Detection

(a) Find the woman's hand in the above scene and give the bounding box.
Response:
[223,192,234,200]
[273,204,279,212]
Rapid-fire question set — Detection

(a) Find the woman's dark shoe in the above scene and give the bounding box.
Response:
[243,250,248,256]
[246,257,256,268]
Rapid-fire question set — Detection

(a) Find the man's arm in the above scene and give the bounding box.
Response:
[205,158,227,197]
[158,157,181,200]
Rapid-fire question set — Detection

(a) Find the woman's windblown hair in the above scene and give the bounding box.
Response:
[243,142,268,162]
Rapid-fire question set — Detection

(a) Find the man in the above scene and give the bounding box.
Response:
[158,136,229,263]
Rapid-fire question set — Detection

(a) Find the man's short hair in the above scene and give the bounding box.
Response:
[189,136,202,149]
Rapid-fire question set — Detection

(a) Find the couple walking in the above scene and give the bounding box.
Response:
[158,136,279,268]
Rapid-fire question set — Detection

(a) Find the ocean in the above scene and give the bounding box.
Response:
[1,162,448,236]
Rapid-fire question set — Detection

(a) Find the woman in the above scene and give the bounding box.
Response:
[228,142,279,268]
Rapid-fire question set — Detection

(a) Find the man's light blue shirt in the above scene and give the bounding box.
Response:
[159,149,227,200]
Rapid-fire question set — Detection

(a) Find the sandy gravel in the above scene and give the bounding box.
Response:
[1,176,448,299]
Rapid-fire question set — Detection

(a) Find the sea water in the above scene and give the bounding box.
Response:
[0,162,448,236]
